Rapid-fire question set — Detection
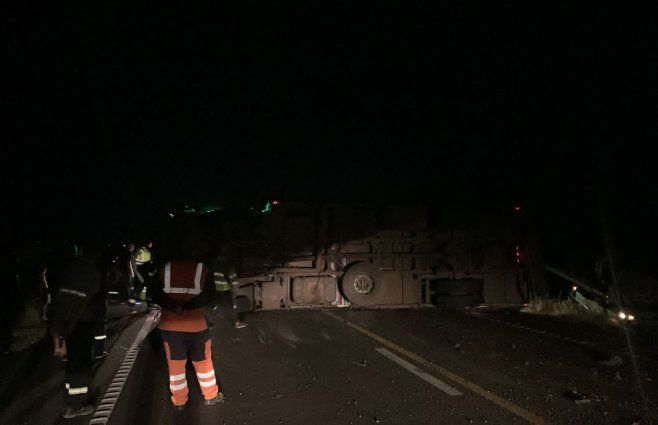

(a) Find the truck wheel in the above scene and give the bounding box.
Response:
[340,262,384,307]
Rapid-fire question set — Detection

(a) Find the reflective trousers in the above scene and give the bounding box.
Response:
[65,321,93,408]
[160,329,219,406]
[92,300,107,356]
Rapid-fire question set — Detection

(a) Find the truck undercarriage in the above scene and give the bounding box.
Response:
[178,202,537,310]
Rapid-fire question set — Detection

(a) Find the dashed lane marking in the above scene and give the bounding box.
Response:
[375,347,462,396]
[323,310,551,425]
[89,309,160,425]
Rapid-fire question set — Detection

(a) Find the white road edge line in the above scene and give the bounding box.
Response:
[375,347,462,396]
[89,309,160,425]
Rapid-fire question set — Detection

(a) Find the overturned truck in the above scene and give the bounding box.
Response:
[184,203,540,310]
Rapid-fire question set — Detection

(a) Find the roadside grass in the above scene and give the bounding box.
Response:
[521,296,610,324]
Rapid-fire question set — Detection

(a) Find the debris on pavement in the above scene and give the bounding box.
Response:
[565,387,610,405]
[598,355,624,367]
[591,394,609,402]
[565,388,588,402]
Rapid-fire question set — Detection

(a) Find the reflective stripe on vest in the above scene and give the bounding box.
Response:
[194,262,203,290]
[164,262,171,292]
[163,262,204,295]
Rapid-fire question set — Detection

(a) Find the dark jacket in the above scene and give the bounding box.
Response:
[49,256,102,337]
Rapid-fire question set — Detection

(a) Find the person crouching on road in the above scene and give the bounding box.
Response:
[148,248,223,410]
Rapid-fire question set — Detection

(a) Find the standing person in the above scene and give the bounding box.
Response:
[133,240,154,301]
[90,244,133,360]
[148,247,223,410]
[126,243,143,303]
[39,242,78,339]
[211,244,247,329]
[48,246,115,419]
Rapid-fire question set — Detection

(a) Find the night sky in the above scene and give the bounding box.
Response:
[2,3,657,253]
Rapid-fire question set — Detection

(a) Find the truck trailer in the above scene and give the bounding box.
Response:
[174,202,540,311]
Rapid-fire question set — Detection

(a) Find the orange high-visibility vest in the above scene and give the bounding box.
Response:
[163,261,207,296]
[158,261,210,332]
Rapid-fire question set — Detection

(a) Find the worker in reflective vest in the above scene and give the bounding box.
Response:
[149,259,223,410]
[133,241,155,300]
[211,244,248,328]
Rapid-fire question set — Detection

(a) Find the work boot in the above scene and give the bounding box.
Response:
[62,404,94,418]
[233,320,247,329]
[204,392,224,405]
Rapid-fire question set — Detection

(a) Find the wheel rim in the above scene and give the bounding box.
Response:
[353,274,375,295]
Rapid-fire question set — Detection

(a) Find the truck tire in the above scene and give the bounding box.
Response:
[431,294,483,309]
[340,262,384,307]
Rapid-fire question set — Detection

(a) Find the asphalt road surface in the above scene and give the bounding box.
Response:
[2,307,656,424]
[109,308,656,425]
[0,302,148,425]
